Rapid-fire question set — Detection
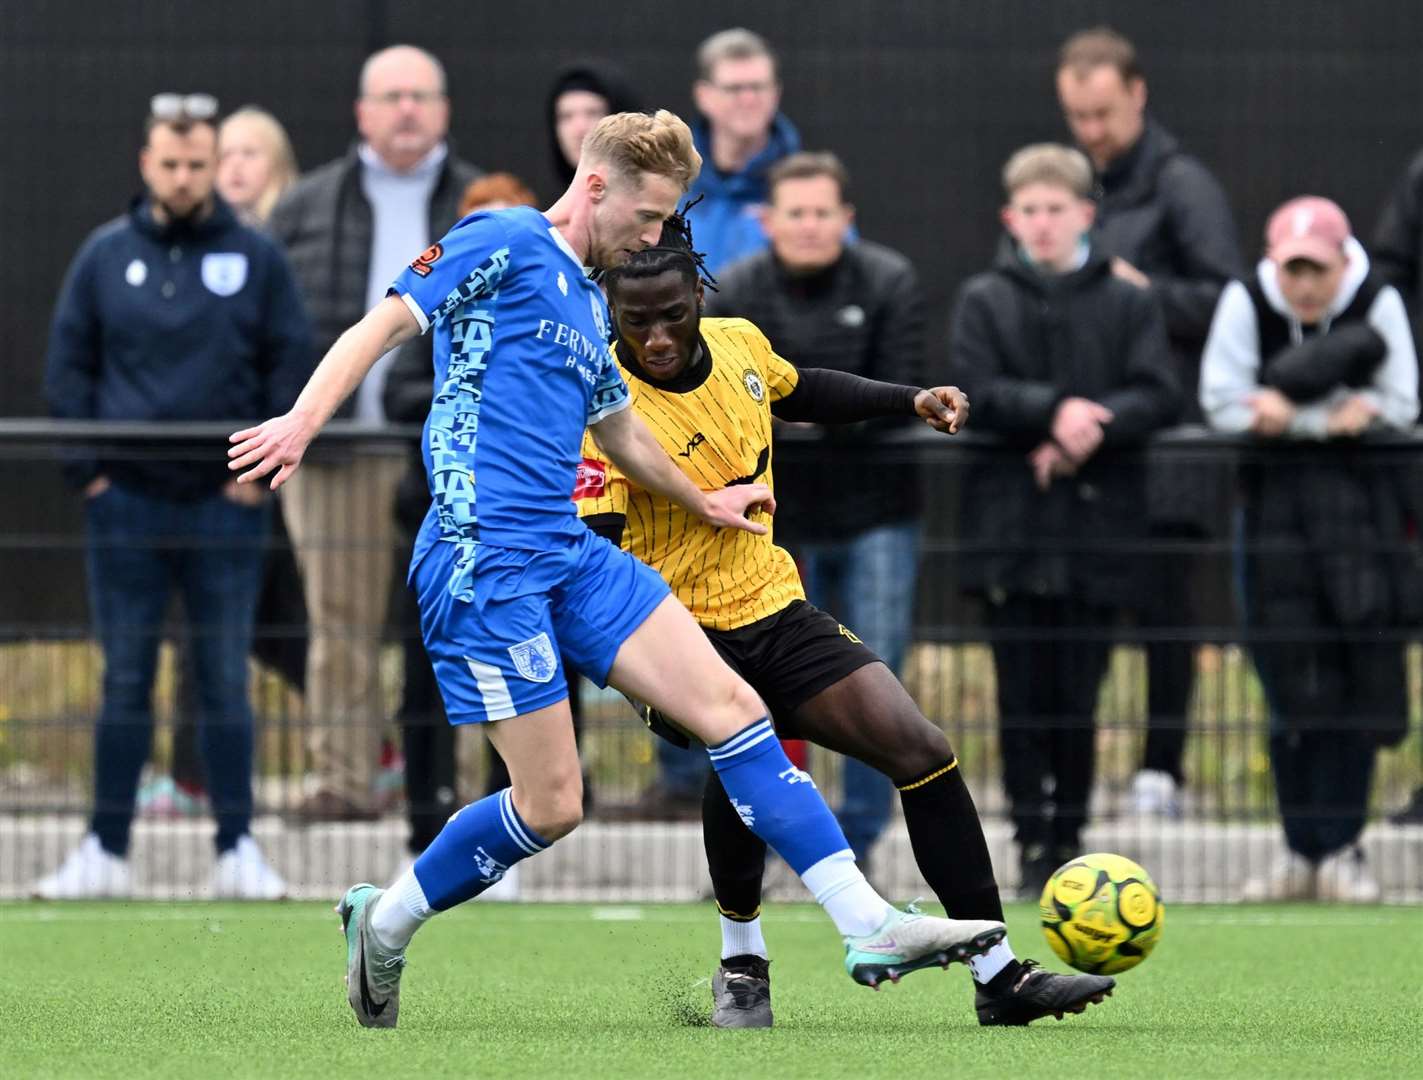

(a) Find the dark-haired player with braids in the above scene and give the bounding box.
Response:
[579,207,1117,1028]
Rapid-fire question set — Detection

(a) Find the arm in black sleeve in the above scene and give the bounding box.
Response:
[1372,151,1423,306]
[771,367,919,424]
[1151,158,1245,341]
[1098,289,1181,444]
[43,242,103,489]
[869,259,928,389]
[946,281,1063,437]
[1260,325,1388,403]
[582,512,625,548]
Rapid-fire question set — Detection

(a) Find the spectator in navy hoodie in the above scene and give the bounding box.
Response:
[35,94,310,900]
[687,28,801,276]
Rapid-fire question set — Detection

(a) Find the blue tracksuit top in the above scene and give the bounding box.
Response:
[44,195,312,497]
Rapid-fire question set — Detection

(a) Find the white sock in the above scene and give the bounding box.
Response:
[967,940,1017,984]
[720,914,769,960]
[800,849,892,938]
[370,867,433,950]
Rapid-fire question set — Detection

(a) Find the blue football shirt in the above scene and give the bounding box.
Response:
[388,206,630,598]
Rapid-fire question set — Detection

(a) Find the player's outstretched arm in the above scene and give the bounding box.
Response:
[771,367,969,433]
[227,296,420,490]
[588,406,775,534]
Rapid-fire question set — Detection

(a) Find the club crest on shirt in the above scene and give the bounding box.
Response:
[201,253,247,296]
[742,369,765,403]
[557,271,568,296]
[508,631,558,683]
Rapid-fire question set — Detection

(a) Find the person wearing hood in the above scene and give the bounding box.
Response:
[686,28,801,276]
[267,45,481,826]
[36,95,310,899]
[1057,27,1244,820]
[548,62,641,190]
[948,144,1178,899]
[1200,196,1418,903]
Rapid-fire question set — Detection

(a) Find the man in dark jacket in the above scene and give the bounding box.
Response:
[686,28,801,276]
[36,96,310,899]
[948,144,1178,897]
[267,45,481,823]
[708,151,926,866]
[1057,27,1244,817]
[1201,196,1417,901]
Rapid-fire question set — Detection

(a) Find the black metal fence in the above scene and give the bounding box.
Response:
[1,421,1420,902]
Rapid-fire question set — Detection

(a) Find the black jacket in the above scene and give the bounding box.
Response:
[267,144,480,420]
[706,241,926,542]
[1372,146,1423,323]
[947,246,1179,608]
[44,196,311,497]
[382,334,436,534]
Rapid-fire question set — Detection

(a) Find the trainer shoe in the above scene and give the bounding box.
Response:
[337,884,407,1029]
[711,954,772,1029]
[1241,850,1316,901]
[1315,845,1382,904]
[211,835,288,900]
[844,903,1005,989]
[32,833,132,899]
[1129,769,1182,819]
[975,959,1115,1025]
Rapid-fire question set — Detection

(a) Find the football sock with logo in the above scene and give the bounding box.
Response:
[414,788,549,912]
[896,759,1017,984]
[708,719,891,937]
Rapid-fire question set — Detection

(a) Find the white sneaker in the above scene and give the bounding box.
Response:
[1315,846,1382,904]
[1241,850,1316,901]
[33,834,132,899]
[479,863,521,902]
[211,835,289,900]
[1129,769,1182,818]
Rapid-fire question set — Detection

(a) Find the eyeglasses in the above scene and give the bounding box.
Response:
[149,92,219,122]
[364,89,445,106]
[710,80,776,97]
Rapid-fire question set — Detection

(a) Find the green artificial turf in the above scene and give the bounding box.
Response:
[5,901,1420,1079]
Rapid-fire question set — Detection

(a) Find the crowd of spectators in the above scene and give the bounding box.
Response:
[29,25,1423,901]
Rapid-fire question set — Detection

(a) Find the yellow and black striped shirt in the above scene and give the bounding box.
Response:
[576,318,804,631]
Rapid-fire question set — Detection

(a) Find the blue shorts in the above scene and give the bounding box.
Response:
[413,528,671,724]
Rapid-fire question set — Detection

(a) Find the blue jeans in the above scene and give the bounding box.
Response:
[86,484,268,855]
[797,522,921,861]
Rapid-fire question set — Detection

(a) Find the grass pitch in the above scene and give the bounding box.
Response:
[6,901,1420,1080]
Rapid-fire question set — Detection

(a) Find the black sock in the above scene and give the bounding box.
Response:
[897,758,1006,923]
[702,768,767,920]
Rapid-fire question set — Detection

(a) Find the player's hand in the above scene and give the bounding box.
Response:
[1052,397,1114,462]
[699,483,776,535]
[1028,440,1078,491]
[1248,388,1296,438]
[1325,394,1378,438]
[227,409,318,491]
[915,386,970,434]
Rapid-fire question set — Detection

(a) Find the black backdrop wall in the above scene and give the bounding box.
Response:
[3,0,1423,624]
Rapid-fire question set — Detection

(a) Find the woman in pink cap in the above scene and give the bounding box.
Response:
[1200,195,1418,903]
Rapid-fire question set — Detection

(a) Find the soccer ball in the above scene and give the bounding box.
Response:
[1039,852,1164,975]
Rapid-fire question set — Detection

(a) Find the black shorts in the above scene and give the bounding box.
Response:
[706,600,881,726]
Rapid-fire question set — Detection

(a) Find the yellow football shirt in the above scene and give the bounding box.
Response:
[576,317,806,631]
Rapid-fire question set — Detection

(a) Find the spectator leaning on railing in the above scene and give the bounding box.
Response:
[1200,195,1419,903]
[1056,27,1244,819]
[35,93,311,900]
[948,143,1179,900]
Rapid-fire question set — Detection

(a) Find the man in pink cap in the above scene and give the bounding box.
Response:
[1200,195,1418,903]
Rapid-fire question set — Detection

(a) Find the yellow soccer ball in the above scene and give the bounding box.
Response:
[1039,852,1164,975]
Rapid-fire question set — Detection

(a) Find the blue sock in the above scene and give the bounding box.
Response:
[707,718,852,874]
[413,788,550,910]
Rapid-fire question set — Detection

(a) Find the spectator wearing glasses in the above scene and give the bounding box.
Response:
[267,45,482,824]
[36,94,311,898]
[686,28,801,276]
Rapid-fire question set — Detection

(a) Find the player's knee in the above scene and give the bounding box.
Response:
[888,710,954,779]
[514,772,584,840]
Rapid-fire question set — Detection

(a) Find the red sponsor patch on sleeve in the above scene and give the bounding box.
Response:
[572,457,607,500]
[409,242,444,278]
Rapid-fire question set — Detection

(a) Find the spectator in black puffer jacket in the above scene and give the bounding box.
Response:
[1057,27,1245,817]
[1201,196,1418,904]
[948,144,1178,899]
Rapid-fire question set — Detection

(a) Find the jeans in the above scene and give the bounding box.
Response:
[86,484,268,855]
[795,521,921,861]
